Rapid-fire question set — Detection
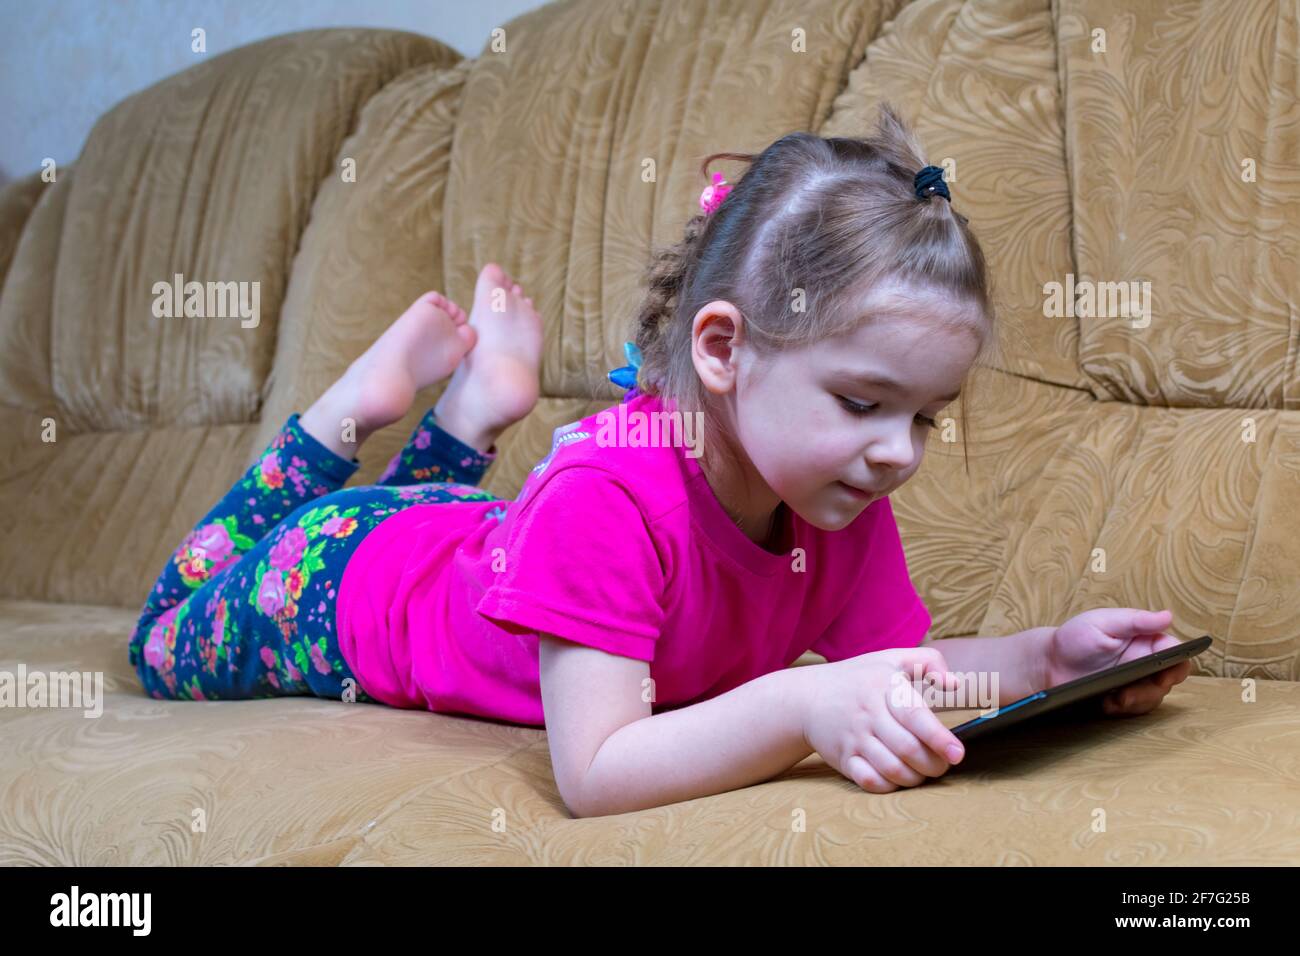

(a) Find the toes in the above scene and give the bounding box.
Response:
[473,264,540,319]
[477,264,512,305]
[456,323,478,351]
[427,292,469,325]
[418,291,461,322]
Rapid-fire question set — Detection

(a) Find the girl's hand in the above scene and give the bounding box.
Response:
[1045,608,1192,718]
[801,647,967,794]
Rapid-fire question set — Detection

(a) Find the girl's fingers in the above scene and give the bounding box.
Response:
[871,709,952,778]
[859,735,927,788]
[1164,660,1193,685]
[1105,676,1169,715]
[1104,657,1193,716]
[1077,607,1174,643]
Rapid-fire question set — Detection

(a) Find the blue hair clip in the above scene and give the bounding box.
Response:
[607,341,642,390]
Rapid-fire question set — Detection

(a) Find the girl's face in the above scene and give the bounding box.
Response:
[692,278,983,533]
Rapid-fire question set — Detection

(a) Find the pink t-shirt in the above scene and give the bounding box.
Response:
[335,391,931,726]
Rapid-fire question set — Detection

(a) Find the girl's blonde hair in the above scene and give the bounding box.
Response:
[630,102,1000,475]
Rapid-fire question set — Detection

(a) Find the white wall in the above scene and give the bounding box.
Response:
[0,0,552,186]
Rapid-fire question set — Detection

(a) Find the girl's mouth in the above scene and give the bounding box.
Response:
[836,481,875,502]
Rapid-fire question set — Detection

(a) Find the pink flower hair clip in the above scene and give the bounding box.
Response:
[699,171,732,215]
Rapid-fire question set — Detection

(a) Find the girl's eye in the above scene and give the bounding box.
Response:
[837,395,939,430]
[836,395,874,416]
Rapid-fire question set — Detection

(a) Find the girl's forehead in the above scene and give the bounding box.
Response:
[849,276,984,327]
[820,307,979,354]
[799,314,979,393]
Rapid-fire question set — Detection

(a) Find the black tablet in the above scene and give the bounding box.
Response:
[950,634,1213,742]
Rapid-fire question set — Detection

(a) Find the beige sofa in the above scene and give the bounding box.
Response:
[1,0,1297,865]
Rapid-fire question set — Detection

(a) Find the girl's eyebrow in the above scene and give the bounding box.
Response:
[836,369,961,403]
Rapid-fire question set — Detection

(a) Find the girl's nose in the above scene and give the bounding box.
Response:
[865,429,917,472]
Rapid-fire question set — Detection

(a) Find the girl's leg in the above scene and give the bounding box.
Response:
[128,411,360,678]
[129,432,379,702]
[375,407,498,488]
[129,264,545,702]
[129,289,478,699]
[132,479,497,703]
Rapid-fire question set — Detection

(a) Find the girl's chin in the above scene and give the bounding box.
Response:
[794,495,873,532]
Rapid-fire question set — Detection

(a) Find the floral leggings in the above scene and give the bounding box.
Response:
[128,409,505,704]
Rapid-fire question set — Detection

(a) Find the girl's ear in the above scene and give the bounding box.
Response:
[690,300,746,396]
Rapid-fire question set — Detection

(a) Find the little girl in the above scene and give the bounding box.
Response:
[129,104,1189,817]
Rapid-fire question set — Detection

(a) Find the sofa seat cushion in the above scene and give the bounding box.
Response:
[2,599,1296,865]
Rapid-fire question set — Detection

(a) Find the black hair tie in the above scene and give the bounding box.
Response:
[914,165,951,202]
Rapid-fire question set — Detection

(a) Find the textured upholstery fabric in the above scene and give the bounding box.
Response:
[0,28,457,606]
[1,2,1297,864]
[2,598,1296,865]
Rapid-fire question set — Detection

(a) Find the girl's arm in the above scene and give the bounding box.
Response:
[925,626,1055,708]
[539,634,814,818]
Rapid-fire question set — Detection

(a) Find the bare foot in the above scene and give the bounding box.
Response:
[300,291,475,459]
[434,263,543,453]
